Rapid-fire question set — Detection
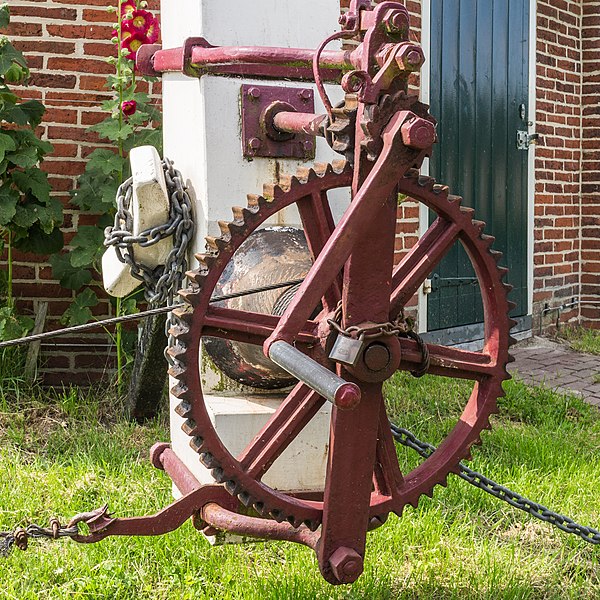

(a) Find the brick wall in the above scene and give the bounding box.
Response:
[3,0,598,385]
[533,0,583,330]
[6,0,161,384]
[581,2,600,327]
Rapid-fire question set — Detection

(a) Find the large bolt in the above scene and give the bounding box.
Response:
[363,342,391,372]
[298,89,312,102]
[401,115,436,150]
[395,44,425,72]
[329,547,364,584]
[149,442,170,470]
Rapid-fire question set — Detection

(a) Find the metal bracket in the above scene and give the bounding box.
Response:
[517,130,539,151]
[241,84,316,159]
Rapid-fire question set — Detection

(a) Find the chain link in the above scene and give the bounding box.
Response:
[390,423,600,546]
[104,157,194,364]
[0,519,79,557]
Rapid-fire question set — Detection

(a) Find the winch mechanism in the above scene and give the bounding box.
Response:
[92,0,513,585]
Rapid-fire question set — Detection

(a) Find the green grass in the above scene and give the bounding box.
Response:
[555,325,600,355]
[0,375,599,599]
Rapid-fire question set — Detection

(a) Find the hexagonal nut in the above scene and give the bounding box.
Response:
[329,547,364,584]
[401,116,436,150]
[395,44,425,72]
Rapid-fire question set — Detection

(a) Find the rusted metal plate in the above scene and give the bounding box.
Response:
[241,84,316,159]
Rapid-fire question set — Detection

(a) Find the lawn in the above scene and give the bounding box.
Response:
[0,368,599,599]
[555,325,600,356]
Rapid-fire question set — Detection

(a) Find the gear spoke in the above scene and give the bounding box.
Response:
[372,401,404,499]
[390,217,461,316]
[238,383,326,480]
[296,189,343,312]
[398,337,495,380]
[203,305,319,347]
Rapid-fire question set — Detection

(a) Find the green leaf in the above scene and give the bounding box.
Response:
[50,253,92,290]
[61,288,99,326]
[0,103,28,126]
[0,183,18,225]
[12,203,38,229]
[12,169,52,202]
[87,148,125,176]
[0,41,27,75]
[18,100,45,128]
[89,117,134,142]
[0,306,34,341]
[6,145,37,168]
[13,224,63,255]
[123,128,163,153]
[69,225,105,268]
[0,5,10,29]
[0,132,15,163]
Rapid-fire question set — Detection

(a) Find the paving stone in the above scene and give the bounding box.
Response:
[509,336,600,408]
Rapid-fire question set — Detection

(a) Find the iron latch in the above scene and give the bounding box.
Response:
[516,130,539,150]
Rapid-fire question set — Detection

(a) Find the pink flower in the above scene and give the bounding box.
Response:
[121,31,146,59]
[120,0,137,16]
[121,100,137,117]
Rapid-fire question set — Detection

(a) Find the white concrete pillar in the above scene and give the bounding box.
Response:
[161,0,348,513]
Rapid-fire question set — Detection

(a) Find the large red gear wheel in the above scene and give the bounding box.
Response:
[168,160,513,531]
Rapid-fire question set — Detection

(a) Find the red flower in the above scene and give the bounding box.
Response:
[121,31,147,59]
[120,0,137,16]
[121,100,137,117]
[124,10,159,40]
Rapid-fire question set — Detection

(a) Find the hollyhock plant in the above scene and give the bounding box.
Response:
[59,0,163,391]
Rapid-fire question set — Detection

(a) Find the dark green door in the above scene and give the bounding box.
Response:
[427,0,529,333]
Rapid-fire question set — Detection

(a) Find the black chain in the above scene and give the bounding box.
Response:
[390,423,600,546]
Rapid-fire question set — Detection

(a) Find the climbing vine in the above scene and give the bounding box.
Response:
[0,4,63,341]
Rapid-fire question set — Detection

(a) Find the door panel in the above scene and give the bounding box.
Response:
[427,0,529,333]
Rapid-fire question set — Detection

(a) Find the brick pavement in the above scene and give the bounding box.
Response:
[507,336,600,407]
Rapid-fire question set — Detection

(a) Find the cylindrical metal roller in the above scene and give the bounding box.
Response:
[268,340,361,409]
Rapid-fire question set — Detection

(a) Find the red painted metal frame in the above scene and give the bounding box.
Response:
[70,0,511,588]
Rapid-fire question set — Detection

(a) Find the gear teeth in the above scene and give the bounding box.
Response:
[503,283,514,293]
[313,162,330,176]
[168,364,186,378]
[497,267,509,280]
[189,436,204,452]
[238,492,252,507]
[224,480,241,496]
[278,173,299,192]
[508,335,518,346]
[489,250,503,264]
[507,302,517,312]
[269,508,284,523]
[217,220,238,238]
[508,318,518,328]
[262,182,284,200]
[507,352,515,363]
[253,501,266,516]
[166,344,186,360]
[178,288,201,306]
[174,401,192,419]
[194,252,217,269]
[171,306,193,322]
[472,219,485,229]
[168,324,190,342]
[181,418,198,436]
[331,159,348,173]
[287,515,302,528]
[417,175,434,188]
[405,168,420,179]
[205,235,229,253]
[432,183,449,196]
[171,383,189,400]
[199,452,218,469]
[295,166,311,182]
[211,467,224,482]
[231,206,246,221]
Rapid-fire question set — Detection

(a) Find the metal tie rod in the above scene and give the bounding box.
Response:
[268,340,360,409]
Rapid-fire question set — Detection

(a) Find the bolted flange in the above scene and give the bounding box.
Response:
[395,44,425,72]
